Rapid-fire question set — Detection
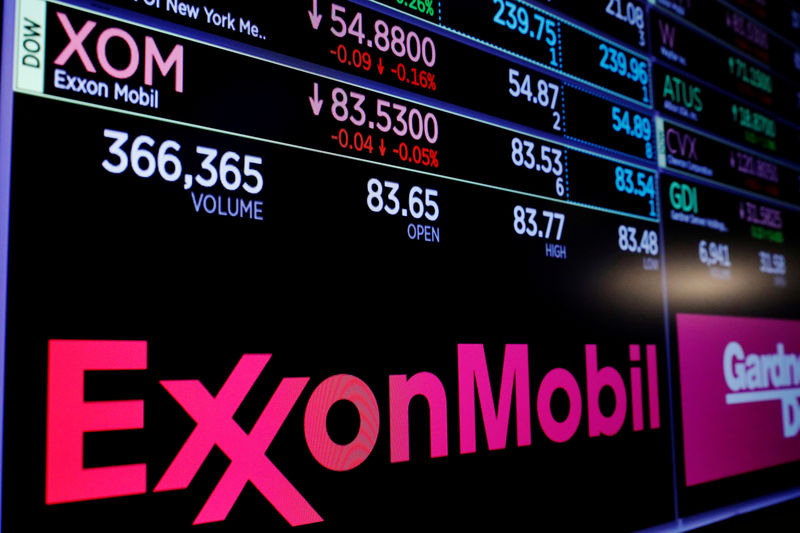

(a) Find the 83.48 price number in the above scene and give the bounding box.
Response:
[618,225,658,256]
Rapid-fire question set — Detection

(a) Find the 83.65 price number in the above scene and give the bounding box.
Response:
[367,178,439,221]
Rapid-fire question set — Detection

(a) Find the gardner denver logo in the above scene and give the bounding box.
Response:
[45,340,660,526]
[724,341,800,438]
[677,314,800,486]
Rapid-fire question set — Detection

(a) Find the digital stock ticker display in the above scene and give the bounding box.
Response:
[1,0,800,530]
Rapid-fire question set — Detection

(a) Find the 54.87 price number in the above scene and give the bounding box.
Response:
[508,68,562,131]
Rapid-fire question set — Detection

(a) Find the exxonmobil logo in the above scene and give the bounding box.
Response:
[46,340,661,526]
[52,10,184,92]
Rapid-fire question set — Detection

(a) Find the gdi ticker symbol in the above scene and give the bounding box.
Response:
[154,354,322,525]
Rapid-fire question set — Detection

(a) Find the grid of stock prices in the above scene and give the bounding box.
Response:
[2,0,800,530]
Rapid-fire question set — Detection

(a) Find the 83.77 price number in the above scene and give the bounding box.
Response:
[513,205,565,240]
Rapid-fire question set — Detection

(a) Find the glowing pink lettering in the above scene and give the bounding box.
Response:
[53,12,97,72]
[144,35,184,93]
[96,27,139,80]
[458,344,532,453]
[53,11,184,92]
[630,345,644,431]
[536,368,582,443]
[389,372,448,462]
[304,374,380,471]
[586,344,628,437]
[154,354,322,526]
[44,340,662,525]
[647,344,661,429]
[45,340,147,504]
